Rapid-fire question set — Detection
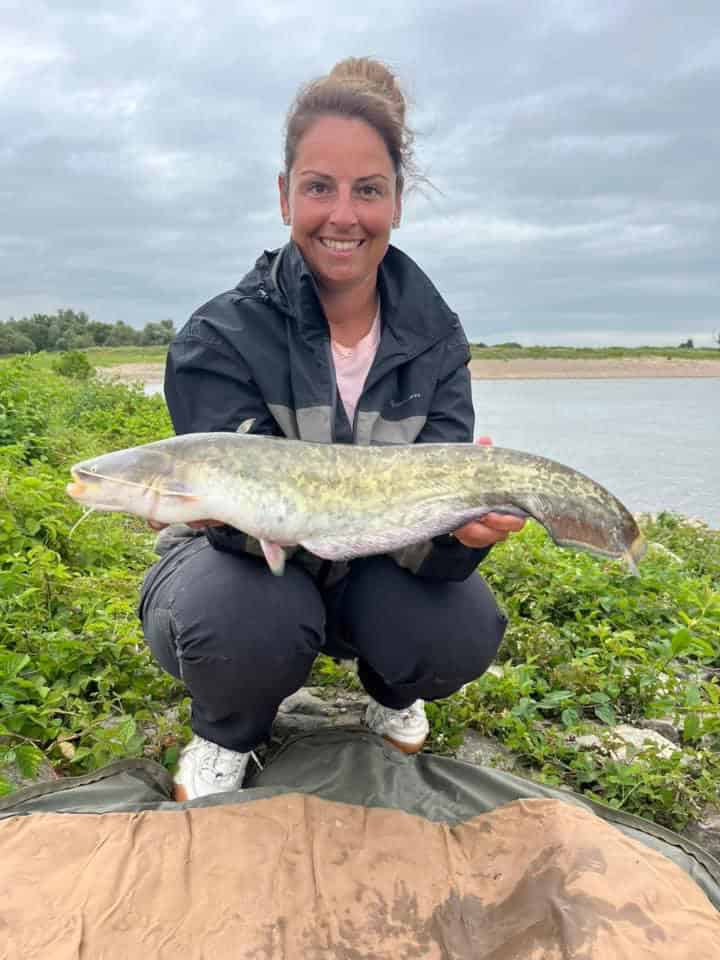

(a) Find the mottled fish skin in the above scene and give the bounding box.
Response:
[66,433,646,572]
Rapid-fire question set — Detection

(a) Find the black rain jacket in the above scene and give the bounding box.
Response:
[164,241,490,584]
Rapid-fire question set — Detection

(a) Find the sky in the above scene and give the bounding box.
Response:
[2,0,719,347]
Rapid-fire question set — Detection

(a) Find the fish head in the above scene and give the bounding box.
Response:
[66,440,205,524]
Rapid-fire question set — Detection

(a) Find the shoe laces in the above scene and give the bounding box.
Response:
[198,742,263,782]
[376,701,424,725]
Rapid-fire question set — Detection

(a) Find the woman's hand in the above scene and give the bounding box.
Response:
[450,434,526,547]
[451,513,526,548]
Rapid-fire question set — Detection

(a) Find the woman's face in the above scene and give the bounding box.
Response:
[279,115,401,294]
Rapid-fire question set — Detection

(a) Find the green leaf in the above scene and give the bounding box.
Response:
[594,704,616,725]
[683,714,701,743]
[561,708,579,728]
[669,628,693,657]
[14,743,44,778]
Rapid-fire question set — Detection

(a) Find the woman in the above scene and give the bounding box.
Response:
[140,57,524,801]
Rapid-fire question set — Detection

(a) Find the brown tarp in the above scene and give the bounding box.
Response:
[2,795,718,958]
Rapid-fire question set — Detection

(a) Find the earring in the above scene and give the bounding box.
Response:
[283,216,291,226]
[392,218,400,228]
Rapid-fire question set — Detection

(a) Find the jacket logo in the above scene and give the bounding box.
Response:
[390,393,422,408]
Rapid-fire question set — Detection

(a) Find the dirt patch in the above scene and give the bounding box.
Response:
[96,363,165,385]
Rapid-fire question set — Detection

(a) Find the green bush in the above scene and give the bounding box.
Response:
[51,350,94,380]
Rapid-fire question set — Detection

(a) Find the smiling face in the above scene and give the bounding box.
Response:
[279,115,402,295]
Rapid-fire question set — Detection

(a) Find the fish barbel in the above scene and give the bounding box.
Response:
[66,432,646,575]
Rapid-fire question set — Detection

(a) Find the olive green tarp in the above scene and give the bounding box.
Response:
[1,729,719,958]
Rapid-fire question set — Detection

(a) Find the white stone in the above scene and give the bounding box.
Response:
[608,724,680,761]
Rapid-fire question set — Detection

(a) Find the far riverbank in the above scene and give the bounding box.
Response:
[468,356,720,379]
[98,356,720,386]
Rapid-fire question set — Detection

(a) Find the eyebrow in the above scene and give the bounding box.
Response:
[298,170,390,182]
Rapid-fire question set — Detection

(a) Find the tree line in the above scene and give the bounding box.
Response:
[0,309,175,355]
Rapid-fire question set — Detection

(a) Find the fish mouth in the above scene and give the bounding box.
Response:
[67,466,200,501]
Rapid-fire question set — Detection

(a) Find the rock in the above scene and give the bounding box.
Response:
[574,734,603,750]
[608,724,680,761]
[271,686,368,744]
[682,809,720,862]
[454,729,521,773]
[638,718,682,745]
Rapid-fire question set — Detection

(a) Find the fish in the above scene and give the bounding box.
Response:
[65,432,646,576]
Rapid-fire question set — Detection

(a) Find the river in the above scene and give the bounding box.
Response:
[471,378,718,528]
[145,378,719,527]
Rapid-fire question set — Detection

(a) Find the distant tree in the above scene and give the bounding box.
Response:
[106,321,139,347]
[0,309,178,354]
[678,338,694,349]
[140,319,175,346]
[714,330,720,348]
[472,342,488,349]
[0,328,36,355]
[495,341,523,349]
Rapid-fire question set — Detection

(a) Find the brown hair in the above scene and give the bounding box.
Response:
[283,57,416,190]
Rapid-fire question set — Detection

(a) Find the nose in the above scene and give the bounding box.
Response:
[328,185,359,229]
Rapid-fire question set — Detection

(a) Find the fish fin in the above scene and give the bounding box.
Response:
[237,418,256,435]
[260,539,286,576]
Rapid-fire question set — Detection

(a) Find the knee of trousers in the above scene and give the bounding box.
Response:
[140,542,325,690]
[349,569,508,691]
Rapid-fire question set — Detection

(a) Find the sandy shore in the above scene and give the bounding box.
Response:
[99,357,720,386]
[469,357,720,379]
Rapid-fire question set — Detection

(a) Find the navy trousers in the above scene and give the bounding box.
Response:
[139,537,507,751]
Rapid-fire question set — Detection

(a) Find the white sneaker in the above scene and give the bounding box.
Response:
[173,734,252,801]
[364,697,430,754]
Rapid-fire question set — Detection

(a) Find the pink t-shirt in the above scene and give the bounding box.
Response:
[330,307,381,428]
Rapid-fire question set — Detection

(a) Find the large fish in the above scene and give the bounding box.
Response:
[66,432,646,575]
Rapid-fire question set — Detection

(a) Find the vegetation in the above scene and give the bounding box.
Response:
[0,308,175,355]
[470,344,720,361]
[1,355,718,832]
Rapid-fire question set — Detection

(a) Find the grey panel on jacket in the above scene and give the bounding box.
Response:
[296,406,334,443]
[354,410,427,446]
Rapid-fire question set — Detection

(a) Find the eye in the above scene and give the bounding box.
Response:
[357,183,383,198]
[306,181,331,196]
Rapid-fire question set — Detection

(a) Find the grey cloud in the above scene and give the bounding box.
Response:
[2,0,719,345]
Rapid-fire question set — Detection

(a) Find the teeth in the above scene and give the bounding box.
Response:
[320,239,363,251]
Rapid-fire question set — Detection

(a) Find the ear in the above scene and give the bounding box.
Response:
[278,173,291,225]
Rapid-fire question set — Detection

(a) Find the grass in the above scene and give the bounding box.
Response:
[470,345,720,361]
[1,353,718,831]
[5,344,720,371]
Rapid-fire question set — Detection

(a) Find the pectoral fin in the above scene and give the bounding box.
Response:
[260,539,286,576]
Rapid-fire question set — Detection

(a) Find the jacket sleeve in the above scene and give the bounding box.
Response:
[165,314,281,437]
[390,327,492,581]
[163,312,290,561]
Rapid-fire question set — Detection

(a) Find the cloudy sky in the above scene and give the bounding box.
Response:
[2,0,719,346]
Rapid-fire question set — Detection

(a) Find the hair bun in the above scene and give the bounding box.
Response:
[327,57,406,123]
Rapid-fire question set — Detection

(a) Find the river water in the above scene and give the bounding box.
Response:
[472,378,719,528]
[145,378,719,527]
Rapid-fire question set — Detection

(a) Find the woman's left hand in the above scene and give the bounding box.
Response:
[452,513,526,548]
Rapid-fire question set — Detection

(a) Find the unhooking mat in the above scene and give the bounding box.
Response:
[1,728,719,958]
